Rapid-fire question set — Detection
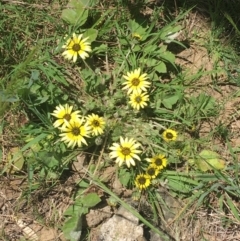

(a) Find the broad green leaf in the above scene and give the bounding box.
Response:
[167,178,193,193]
[194,159,211,172]
[6,147,24,174]
[64,204,83,216]
[30,69,40,81]
[154,61,167,73]
[133,45,141,52]
[128,19,148,41]
[83,28,98,42]
[78,179,90,188]
[162,95,179,109]
[199,150,225,170]
[62,214,82,241]
[191,150,226,172]
[38,152,59,168]
[160,51,175,64]
[119,169,131,187]
[143,44,158,53]
[61,0,89,27]
[81,193,101,208]
[199,150,220,159]
[158,45,167,53]
[207,158,225,170]
[145,58,157,67]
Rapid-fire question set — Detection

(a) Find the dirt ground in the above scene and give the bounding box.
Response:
[1,10,240,241]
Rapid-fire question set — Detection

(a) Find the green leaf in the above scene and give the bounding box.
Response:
[78,179,90,188]
[158,45,167,53]
[62,214,82,241]
[93,44,108,54]
[79,0,97,6]
[194,159,211,172]
[225,194,240,221]
[144,44,158,53]
[199,150,225,170]
[133,45,141,52]
[61,0,89,27]
[191,150,226,172]
[154,61,167,73]
[160,51,175,64]
[38,152,59,168]
[119,169,131,187]
[159,25,182,39]
[81,193,101,208]
[167,177,193,193]
[162,95,179,109]
[224,12,240,36]
[128,19,148,41]
[199,150,220,159]
[6,147,24,174]
[83,28,98,42]
[64,204,83,216]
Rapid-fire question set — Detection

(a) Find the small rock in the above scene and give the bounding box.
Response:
[86,206,112,228]
[98,206,144,241]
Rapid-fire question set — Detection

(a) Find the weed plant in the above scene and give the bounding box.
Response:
[1,0,240,240]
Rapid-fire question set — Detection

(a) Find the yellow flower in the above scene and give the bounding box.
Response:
[62,33,92,62]
[129,91,149,110]
[86,114,105,136]
[162,129,177,142]
[59,119,90,148]
[51,104,81,128]
[146,154,167,170]
[132,33,142,40]
[135,174,151,190]
[109,137,142,168]
[146,164,160,179]
[122,68,150,94]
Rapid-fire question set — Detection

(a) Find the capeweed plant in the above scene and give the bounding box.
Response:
[2,0,240,240]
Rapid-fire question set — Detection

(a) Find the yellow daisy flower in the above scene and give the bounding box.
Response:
[146,164,160,179]
[62,33,92,62]
[162,129,177,142]
[122,68,150,94]
[135,173,151,190]
[51,104,81,128]
[129,91,149,110]
[86,114,105,136]
[59,119,90,148]
[146,154,167,170]
[109,137,142,168]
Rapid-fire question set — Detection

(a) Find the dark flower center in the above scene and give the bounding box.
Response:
[92,120,100,127]
[121,147,131,156]
[135,96,142,103]
[155,158,162,166]
[63,113,71,121]
[132,78,140,86]
[138,176,146,185]
[72,43,81,52]
[166,132,173,139]
[72,127,80,136]
[147,168,155,176]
